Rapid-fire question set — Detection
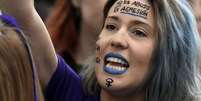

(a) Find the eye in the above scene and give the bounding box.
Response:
[105,24,117,31]
[131,29,147,37]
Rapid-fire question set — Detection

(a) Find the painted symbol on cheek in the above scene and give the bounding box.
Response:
[96,57,100,64]
[106,78,114,88]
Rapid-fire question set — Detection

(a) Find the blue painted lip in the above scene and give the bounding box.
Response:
[104,66,127,75]
[103,52,129,75]
[104,52,129,67]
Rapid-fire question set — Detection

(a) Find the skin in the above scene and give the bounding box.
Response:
[0,0,57,88]
[0,0,155,101]
[95,0,156,101]
[190,0,201,34]
[0,0,106,89]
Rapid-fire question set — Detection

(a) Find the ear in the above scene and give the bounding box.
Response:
[71,0,81,8]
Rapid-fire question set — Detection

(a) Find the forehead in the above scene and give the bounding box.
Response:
[107,0,154,23]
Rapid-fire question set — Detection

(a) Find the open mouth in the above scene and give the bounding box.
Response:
[104,52,129,75]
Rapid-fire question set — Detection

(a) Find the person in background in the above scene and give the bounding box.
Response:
[46,0,107,72]
[0,14,44,101]
[35,0,55,21]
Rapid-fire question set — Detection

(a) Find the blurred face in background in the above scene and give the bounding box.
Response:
[74,0,107,36]
[190,0,201,34]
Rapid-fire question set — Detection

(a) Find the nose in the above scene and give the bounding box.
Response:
[110,33,128,49]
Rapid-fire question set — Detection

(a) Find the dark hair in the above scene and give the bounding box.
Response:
[103,0,117,20]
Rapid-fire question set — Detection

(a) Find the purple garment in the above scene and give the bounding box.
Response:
[45,55,99,101]
[0,14,22,33]
[0,14,20,28]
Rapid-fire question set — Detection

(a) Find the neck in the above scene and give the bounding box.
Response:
[74,22,99,65]
[100,89,145,101]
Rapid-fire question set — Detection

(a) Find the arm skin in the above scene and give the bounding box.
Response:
[0,0,58,88]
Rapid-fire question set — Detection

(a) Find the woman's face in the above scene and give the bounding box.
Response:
[95,0,156,95]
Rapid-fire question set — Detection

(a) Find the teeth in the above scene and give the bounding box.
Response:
[114,58,118,62]
[106,63,127,71]
[106,57,127,65]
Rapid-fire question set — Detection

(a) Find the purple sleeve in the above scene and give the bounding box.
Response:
[0,14,19,28]
[45,55,99,101]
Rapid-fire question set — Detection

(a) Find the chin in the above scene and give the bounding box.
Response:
[97,75,135,95]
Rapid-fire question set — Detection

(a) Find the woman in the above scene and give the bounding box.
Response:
[82,0,201,100]
[0,15,44,101]
[1,0,201,101]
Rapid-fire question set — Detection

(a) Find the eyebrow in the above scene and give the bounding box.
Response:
[106,16,153,30]
[106,16,120,22]
[130,20,153,30]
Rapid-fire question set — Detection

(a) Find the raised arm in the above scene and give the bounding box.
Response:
[0,0,57,88]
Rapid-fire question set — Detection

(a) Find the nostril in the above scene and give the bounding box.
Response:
[109,34,129,49]
[111,42,115,47]
[110,40,127,49]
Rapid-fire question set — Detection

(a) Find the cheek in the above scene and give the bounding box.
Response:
[95,38,108,68]
[129,41,154,68]
[95,40,103,58]
[126,43,154,87]
[95,37,110,57]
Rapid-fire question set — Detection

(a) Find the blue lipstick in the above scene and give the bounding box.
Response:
[104,52,129,75]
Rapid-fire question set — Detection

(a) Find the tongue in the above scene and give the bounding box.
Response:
[108,62,124,67]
